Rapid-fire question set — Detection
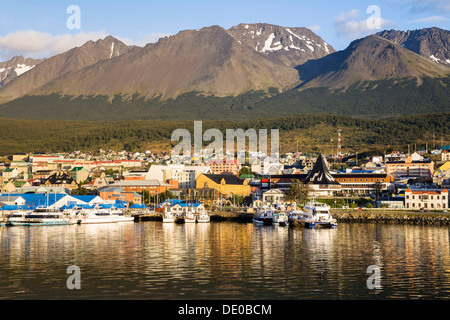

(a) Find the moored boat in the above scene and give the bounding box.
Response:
[253,207,274,225]
[110,207,134,222]
[300,201,337,228]
[20,207,76,226]
[162,211,176,223]
[184,212,196,223]
[1,210,30,226]
[77,207,119,224]
[273,211,289,226]
[196,209,210,223]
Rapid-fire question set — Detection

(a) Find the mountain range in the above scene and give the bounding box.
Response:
[0,24,448,120]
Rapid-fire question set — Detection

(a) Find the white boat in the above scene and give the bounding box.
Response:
[253,207,274,225]
[196,210,210,223]
[110,207,134,222]
[77,208,119,224]
[273,211,289,226]
[20,207,76,226]
[184,212,196,223]
[162,211,176,223]
[299,201,337,228]
[1,210,30,226]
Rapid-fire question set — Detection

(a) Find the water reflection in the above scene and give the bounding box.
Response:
[1,222,450,299]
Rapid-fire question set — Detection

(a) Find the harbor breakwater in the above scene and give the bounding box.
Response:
[331,210,450,226]
[133,210,450,226]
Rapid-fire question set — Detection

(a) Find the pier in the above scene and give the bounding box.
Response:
[132,210,253,223]
[131,209,450,226]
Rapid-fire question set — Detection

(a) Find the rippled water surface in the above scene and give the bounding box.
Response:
[1,221,450,299]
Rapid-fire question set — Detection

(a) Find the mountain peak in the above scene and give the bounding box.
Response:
[227,23,334,67]
[296,32,450,90]
[377,27,450,65]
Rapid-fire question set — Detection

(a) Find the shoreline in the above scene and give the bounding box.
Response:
[132,210,450,225]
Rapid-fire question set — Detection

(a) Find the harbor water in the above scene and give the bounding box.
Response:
[1,221,450,299]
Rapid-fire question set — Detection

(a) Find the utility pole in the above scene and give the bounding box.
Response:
[337,129,342,160]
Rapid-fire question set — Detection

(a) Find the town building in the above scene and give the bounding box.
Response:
[68,167,90,183]
[106,179,173,195]
[442,150,450,162]
[302,154,341,197]
[196,174,251,196]
[98,187,142,204]
[386,153,434,180]
[2,168,18,180]
[404,188,448,211]
[146,164,211,189]
[206,159,241,175]
[333,173,395,196]
[43,172,78,190]
[262,189,285,205]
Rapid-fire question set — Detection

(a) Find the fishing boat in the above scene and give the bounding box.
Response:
[253,207,274,225]
[299,201,337,228]
[196,209,210,223]
[273,211,289,226]
[184,212,196,223]
[162,211,176,223]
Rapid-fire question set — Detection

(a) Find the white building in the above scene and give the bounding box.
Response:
[146,164,211,189]
[405,188,448,211]
[262,189,285,205]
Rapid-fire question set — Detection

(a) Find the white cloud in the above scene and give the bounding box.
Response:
[335,9,395,40]
[0,30,173,61]
[308,25,322,33]
[117,33,173,47]
[408,15,449,23]
[0,30,108,61]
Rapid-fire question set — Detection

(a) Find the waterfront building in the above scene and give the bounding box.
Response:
[0,195,26,206]
[262,189,285,205]
[404,188,448,210]
[196,173,251,196]
[333,173,395,196]
[303,154,341,197]
[98,187,142,204]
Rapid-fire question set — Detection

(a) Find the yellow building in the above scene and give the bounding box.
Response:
[196,174,250,196]
[438,161,450,172]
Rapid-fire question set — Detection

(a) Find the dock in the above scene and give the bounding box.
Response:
[132,211,253,223]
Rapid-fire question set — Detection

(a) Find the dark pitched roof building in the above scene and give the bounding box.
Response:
[304,154,340,185]
[202,174,246,185]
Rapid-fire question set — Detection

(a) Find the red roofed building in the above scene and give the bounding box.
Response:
[405,188,448,211]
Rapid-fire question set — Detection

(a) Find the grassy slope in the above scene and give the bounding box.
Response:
[0,113,448,156]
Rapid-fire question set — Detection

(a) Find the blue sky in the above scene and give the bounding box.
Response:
[0,0,449,60]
